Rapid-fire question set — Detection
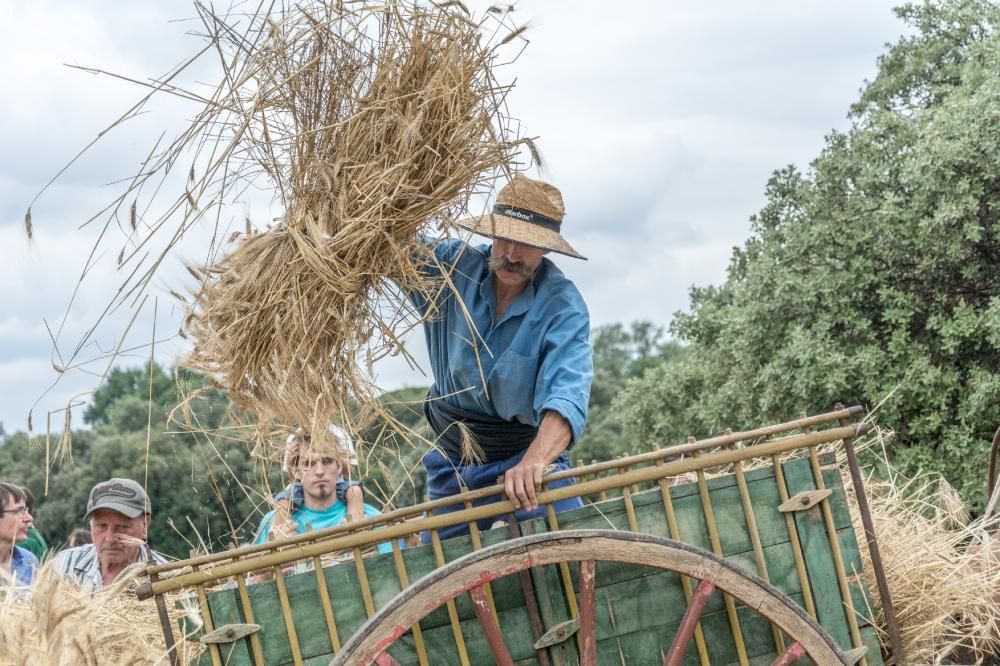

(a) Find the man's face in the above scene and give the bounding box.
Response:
[90,508,148,567]
[489,239,547,290]
[0,497,32,545]
[294,446,342,503]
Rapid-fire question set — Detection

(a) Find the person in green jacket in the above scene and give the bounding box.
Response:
[18,487,48,560]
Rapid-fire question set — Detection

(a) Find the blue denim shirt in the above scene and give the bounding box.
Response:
[410,238,592,443]
[8,545,39,586]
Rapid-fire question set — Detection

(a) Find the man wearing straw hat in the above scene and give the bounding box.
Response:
[412,173,592,540]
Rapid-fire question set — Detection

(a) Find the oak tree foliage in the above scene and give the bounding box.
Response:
[616,0,1000,507]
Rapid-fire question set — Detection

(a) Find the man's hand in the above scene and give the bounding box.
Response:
[269,500,297,541]
[344,484,364,523]
[503,411,573,512]
[504,456,547,511]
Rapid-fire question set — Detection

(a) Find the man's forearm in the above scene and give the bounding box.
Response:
[521,410,573,464]
[504,411,572,511]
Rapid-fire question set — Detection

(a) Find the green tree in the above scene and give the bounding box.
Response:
[83,364,176,426]
[616,0,1000,507]
[0,364,267,558]
[358,386,432,509]
[573,322,685,463]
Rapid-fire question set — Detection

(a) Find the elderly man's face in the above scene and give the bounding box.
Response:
[0,497,32,545]
[489,239,546,290]
[90,508,149,568]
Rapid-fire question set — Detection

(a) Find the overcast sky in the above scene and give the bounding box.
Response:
[0,1,903,435]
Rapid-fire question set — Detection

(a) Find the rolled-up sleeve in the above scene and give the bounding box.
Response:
[534,303,593,444]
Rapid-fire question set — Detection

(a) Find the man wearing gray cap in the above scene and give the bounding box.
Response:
[54,478,167,588]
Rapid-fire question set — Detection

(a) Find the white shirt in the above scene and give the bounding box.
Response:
[54,543,167,588]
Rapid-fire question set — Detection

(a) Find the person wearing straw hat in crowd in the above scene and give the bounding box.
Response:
[411,173,593,540]
[0,482,39,588]
[54,478,167,588]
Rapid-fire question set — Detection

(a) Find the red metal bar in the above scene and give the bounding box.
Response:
[664,579,715,666]
[987,424,1000,513]
[770,641,806,666]
[149,571,178,666]
[470,584,514,666]
[837,404,904,663]
[506,516,552,666]
[578,560,597,666]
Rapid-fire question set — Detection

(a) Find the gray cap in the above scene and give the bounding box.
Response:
[85,478,152,520]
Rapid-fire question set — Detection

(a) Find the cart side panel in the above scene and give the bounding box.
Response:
[592,596,811,666]
[200,527,544,665]
[526,454,881,665]
[588,460,802,665]
[783,457,884,666]
[185,451,885,665]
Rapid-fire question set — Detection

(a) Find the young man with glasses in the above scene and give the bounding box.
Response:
[0,482,38,587]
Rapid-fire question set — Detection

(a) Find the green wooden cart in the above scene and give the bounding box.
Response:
[137,405,901,665]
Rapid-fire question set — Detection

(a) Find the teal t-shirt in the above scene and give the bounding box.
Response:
[254,500,393,554]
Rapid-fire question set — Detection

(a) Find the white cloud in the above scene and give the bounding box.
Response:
[1,0,903,431]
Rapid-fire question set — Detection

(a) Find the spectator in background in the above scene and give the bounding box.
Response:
[54,478,167,588]
[0,482,38,587]
[255,432,390,552]
[275,426,365,524]
[17,487,48,561]
[68,528,92,548]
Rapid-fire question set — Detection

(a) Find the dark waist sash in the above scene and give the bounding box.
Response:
[424,390,537,463]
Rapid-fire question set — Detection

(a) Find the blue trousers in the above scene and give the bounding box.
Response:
[422,448,583,543]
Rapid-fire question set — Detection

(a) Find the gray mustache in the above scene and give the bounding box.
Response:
[487,257,533,279]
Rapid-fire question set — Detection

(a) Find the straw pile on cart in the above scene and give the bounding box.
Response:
[850,468,1000,664]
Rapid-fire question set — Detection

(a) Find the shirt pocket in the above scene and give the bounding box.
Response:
[446,316,488,392]
[489,350,538,424]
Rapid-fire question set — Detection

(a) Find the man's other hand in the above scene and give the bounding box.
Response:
[504,457,547,511]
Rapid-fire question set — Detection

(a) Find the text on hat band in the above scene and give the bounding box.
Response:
[492,204,562,233]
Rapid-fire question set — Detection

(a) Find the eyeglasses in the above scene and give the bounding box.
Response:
[1,506,30,516]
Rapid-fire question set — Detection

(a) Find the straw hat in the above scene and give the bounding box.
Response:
[457,174,586,260]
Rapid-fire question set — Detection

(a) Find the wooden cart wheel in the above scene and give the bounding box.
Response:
[331,529,849,666]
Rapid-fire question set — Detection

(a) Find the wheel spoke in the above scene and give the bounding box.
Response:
[469,584,514,666]
[577,560,597,665]
[664,579,715,666]
[771,641,807,666]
